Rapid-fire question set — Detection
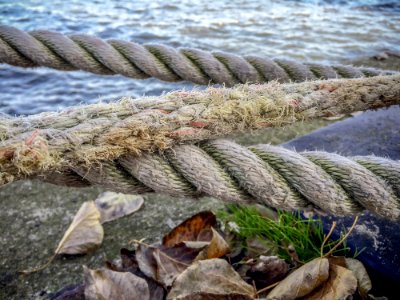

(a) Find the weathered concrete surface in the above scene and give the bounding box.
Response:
[0,183,223,299]
[283,105,400,298]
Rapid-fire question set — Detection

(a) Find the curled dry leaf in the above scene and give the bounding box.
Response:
[106,248,166,300]
[162,211,217,246]
[95,191,144,223]
[163,211,230,260]
[266,257,329,300]
[327,256,346,268]
[134,211,230,288]
[192,227,230,260]
[136,242,205,287]
[20,201,103,274]
[55,201,103,255]
[84,266,150,300]
[303,264,357,300]
[167,259,255,300]
[345,258,372,298]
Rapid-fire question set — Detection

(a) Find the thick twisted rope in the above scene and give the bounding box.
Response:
[1,75,400,185]
[35,140,400,220]
[0,25,396,86]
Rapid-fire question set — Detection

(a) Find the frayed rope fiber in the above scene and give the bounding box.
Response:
[0,25,397,86]
[1,75,400,186]
[33,140,400,221]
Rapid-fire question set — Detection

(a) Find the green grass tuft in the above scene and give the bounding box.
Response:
[218,204,357,262]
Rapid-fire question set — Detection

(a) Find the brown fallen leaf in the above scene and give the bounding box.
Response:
[106,248,166,300]
[84,266,150,300]
[136,241,205,287]
[162,211,217,247]
[21,201,103,274]
[266,257,329,300]
[55,201,104,255]
[95,191,144,223]
[167,259,255,300]
[345,258,372,299]
[192,227,230,260]
[163,211,229,260]
[327,256,346,268]
[303,263,357,300]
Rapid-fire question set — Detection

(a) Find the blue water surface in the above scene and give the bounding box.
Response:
[0,0,399,115]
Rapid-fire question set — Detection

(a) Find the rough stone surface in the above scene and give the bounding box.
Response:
[0,182,223,299]
[283,106,400,158]
[283,105,400,298]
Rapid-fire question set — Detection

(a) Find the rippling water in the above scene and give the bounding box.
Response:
[0,0,399,115]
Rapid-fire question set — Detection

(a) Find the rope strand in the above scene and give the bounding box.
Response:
[36,140,400,221]
[1,75,400,184]
[0,25,396,86]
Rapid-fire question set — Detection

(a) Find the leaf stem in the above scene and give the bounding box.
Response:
[256,281,281,295]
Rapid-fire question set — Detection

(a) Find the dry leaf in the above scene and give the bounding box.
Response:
[106,248,166,300]
[328,256,346,268]
[19,201,103,274]
[167,259,255,300]
[345,258,372,298]
[84,266,150,300]
[55,201,103,255]
[193,227,230,260]
[136,242,205,287]
[303,264,357,300]
[162,211,217,247]
[132,212,229,288]
[95,191,144,223]
[266,257,329,300]
[162,211,229,260]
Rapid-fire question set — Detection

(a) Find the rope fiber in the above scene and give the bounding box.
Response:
[37,140,400,221]
[1,25,400,220]
[1,75,399,185]
[0,25,396,86]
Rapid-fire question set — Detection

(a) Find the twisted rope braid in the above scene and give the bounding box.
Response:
[36,140,400,220]
[0,25,396,86]
[1,74,400,184]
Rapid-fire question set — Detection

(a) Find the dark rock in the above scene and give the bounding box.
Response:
[283,105,400,159]
[283,105,400,298]
[246,256,289,289]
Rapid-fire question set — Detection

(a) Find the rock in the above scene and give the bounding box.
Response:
[246,256,289,289]
[283,106,400,159]
[283,105,400,298]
